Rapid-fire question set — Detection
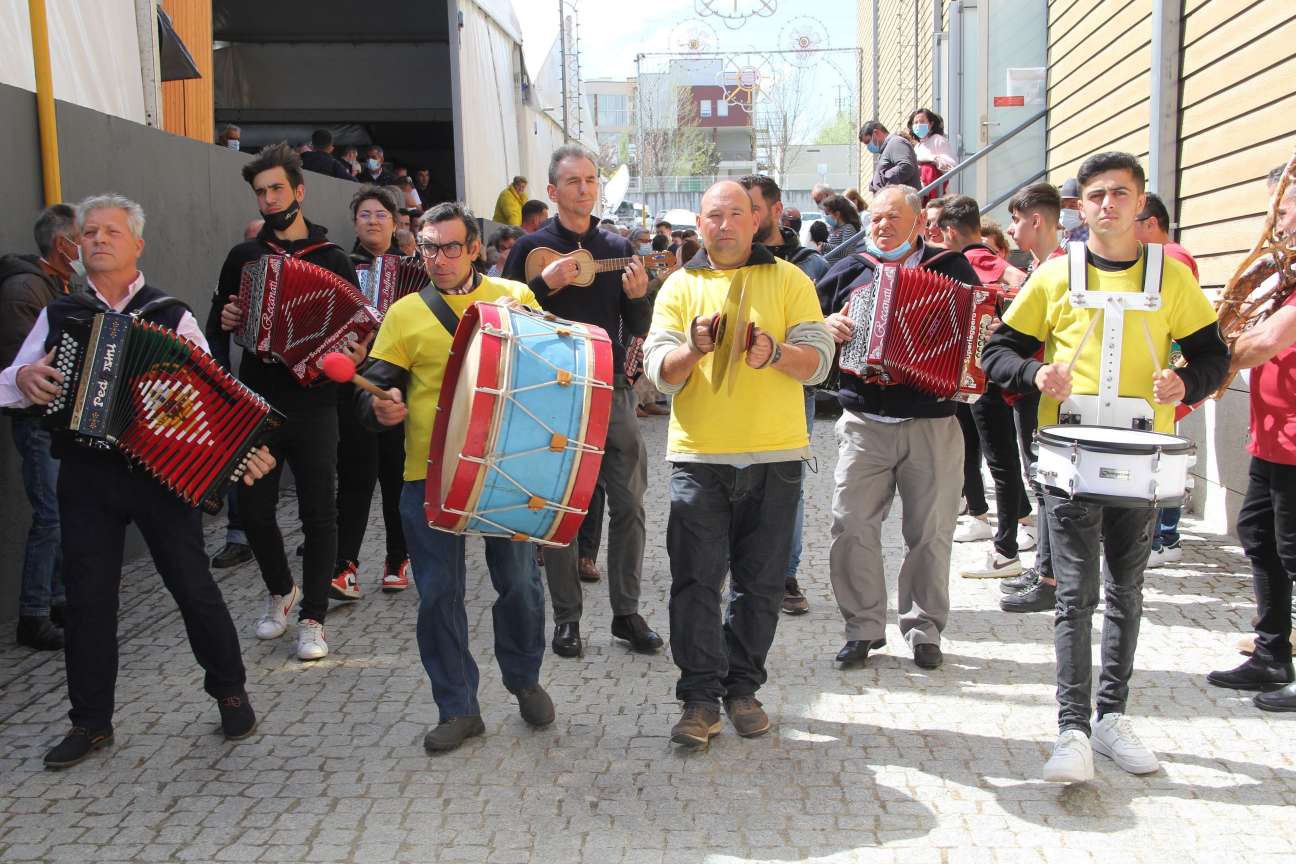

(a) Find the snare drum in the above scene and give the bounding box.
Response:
[425,301,613,546]
[1034,425,1195,508]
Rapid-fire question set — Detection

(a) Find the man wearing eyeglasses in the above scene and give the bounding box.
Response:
[355,202,555,755]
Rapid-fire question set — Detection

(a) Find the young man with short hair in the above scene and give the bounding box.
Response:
[301,129,355,180]
[521,200,550,233]
[1135,192,1198,280]
[210,143,362,662]
[982,152,1227,783]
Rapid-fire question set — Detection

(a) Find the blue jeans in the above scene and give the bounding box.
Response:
[11,415,64,616]
[668,461,803,705]
[785,390,816,582]
[1153,507,1181,550]
[399,482,545,720]
[225,487,247,546]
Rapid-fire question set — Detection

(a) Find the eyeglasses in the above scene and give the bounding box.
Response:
[357,210,392,223]
[417,241,466,259]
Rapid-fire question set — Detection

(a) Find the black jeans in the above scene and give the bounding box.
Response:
[577,482,605,561]
[1239,456,1296,664]
[957,403,987,516]
[336,386,407,566]
[58,450,246,730]
[1046,494,1155,734]
[238,401,339,623]
[1013,392,1053,576]
[971,389,1033,558]
[667,460,802,705]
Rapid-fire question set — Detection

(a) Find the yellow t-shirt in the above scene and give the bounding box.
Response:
[652,258,823,457]
[1001,248,1217,434]
[370,275,537,480]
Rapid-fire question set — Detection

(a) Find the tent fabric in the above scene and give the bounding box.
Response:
[0,0,146,123]
[459,0,523,216]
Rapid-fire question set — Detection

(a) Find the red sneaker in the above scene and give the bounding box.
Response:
[382,558,410,593]
[329,561,361,601]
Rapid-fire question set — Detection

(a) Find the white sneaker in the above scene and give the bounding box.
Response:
[297,619,329,661]
[1043,729,1094,783]
[960,551,1023,579]
[1147,543,1183,567]
[1018,523,1037,552]
[1091,713,1159,774]
[958,496,968,516]
[953,516,994,542]
[254,584,300,640]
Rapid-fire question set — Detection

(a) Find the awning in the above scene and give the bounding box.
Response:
[158,7,200,81]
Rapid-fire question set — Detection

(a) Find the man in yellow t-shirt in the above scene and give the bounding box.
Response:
[491,176,527,226]
[643,180,833,750]
[982,152,1228,785]
[356,202,553,755]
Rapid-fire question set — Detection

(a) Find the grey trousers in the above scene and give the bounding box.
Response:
[829,411,963,647]
[544,387,648,625]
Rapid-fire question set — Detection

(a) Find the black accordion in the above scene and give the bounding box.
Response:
[45,312,282,513]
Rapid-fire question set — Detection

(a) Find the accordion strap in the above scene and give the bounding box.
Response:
[418,285,461,336]
[263,239,339,259]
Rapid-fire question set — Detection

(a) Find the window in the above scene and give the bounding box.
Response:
[716,100,728,118]
[595,94,629,127]
[699,99,712,118]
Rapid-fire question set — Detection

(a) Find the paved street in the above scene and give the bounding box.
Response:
[2,408,1295,864]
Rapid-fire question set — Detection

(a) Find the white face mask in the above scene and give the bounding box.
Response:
[226,139,240,152]
[1060,208,1082,231]
[69,257,86,278]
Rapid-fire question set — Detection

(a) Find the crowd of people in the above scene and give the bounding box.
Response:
[1,124,1293,788]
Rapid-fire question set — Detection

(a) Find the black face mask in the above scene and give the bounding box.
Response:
[263,200,301,233]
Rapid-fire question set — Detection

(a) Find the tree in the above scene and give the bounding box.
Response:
[815,112,856,145]
[754,63,817,186]
[633,81,719,181]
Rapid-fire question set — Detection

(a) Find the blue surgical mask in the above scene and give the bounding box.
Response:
[638,243,652,256]
[1060,209,1082,231]
[825,214,838,229]
[366,158,380,171]
[866,141,882,155]
[865,238,913,261]
[913,123,930,139]
[226,139,240,152]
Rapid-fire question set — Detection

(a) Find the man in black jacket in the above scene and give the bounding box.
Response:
[357,145,399,186]
[209,143,363,663]
[300,129,355,181]
[502,144,662,658]
[821,185,978,673]
[0,204,76,650]
[861,121,921,194]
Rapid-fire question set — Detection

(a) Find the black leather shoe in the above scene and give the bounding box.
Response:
[217,692,257,740]
[835,638,886,667]
[16,616,63,651]
[423,716,486,753]
[611,613,663,653]
[44,727,113,769]
[515,685,555,727]
[1000,567,1041,594]
[913,643,943,670]
[1255,682,1296,712]
[49,604,65,628]
[1000,578,1056,613]
[1207,656,1295,691]
[211,542,254,569]
[552,622,582,657]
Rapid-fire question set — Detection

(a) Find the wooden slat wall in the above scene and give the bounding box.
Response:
[1045,0,1153,184]
[860,0,940,187]
[160,0,213,143]
[1176,0,1296,289]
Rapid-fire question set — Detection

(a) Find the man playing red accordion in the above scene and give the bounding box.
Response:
[819,185,980,673]
[0,195,275,769]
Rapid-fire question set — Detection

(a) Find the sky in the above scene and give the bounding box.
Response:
[513,0,860,138]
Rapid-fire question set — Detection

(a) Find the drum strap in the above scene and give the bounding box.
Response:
[418,285,461,336]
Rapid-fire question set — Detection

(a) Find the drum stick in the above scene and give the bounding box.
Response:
[1066,310,1102,374]
[1140,319,1162,371]
[321,352,398,401]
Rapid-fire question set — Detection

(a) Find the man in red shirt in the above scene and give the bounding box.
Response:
[1206,165,1296,708]
[1135,193,1199,280]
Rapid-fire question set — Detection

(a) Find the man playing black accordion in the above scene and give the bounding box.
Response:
[0,194,276,769]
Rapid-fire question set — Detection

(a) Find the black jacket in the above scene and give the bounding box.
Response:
[207,219,358,409]
[301,150,355,181]
[821,242,982,419]
[358,167,399,187]
[767,226,829,287]
[501,215,653,374]
[0,255,63,370]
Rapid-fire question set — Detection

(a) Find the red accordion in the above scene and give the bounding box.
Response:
[838,263,999,402]
[235,255,381,385]
[354,254,429,316]
[45,312,282,513]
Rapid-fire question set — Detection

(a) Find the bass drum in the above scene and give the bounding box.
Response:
[425,301,613,546]
[1034,424,1195,509]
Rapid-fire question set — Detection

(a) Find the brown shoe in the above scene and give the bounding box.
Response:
[578,556,601,583]
[723,696,771,737]
[781,580,809,615]
[670,703,721,748]
[643,403,671,416]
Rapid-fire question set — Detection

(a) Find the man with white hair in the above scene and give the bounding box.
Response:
[811,184,835,209]
[0,194,276,769]
[820,185,979,672]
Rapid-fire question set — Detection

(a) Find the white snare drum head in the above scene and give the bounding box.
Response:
[441,322,485,502]
[1042,426,1184,447]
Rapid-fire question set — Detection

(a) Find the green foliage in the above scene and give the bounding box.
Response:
[815,113,856,145]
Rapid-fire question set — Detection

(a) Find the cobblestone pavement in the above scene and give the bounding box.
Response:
[3,407,1296,864]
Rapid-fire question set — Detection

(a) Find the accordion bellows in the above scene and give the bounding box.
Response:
[355,254,429,315]
[236,255,381,385]
[45,312,283,513]
[838,264,999,402]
